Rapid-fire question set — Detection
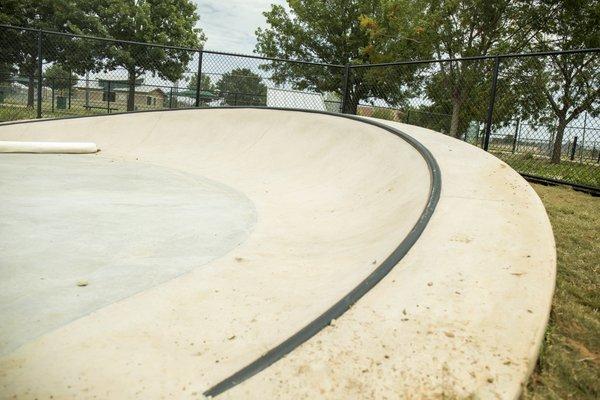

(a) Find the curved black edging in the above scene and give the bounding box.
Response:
[0,107,442,397]
[520,173,600,197]
[201,109,442,397]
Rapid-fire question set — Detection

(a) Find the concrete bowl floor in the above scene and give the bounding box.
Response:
[0,154,256,355]
[0,109,555,399]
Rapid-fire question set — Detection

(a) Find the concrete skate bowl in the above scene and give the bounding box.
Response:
[0,108,555,399]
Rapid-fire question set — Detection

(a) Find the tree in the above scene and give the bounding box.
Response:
[187,74,216,93]
[43,64,77,92]
[94,0,204,111]
[519,0,600,164]
[415,0,524,137]
[255,0,430,114]
[0,61,15,85]
[0,0,104,107]
[216,68,267,106]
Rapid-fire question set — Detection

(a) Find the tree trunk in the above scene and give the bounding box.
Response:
[449,97,462,138]
[27,72,35,108]
[127,70,136,112]
[346,95,359,115]
[551,117,567,164]
[344,88,359,114]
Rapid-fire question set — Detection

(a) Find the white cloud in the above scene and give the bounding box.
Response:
[193,0,287,54]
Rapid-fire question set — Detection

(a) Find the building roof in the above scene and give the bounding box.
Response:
[74,83,167,96]
[175,89,219,100]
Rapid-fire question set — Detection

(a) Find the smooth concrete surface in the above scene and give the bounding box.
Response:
[0,140,98,153]
[0,109,555,399]
[0,154,256,355]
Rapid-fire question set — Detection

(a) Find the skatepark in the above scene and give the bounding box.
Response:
[0,108,556,399]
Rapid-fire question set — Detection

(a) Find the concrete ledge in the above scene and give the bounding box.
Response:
[222,118,556,399]
[0,140,98,153]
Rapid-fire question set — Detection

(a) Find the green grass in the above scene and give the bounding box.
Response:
[0,104,37,122]
[522,184,599,399]
[493,152,600,189]
[0,103,120,123]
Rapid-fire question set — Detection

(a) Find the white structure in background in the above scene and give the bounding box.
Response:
[267,88,326,111]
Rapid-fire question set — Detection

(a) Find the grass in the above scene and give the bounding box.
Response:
[0,104,37,121]
[493,152,600,189]
[0,101,186,123]
[0,103,107,123]
[522,184,599,399]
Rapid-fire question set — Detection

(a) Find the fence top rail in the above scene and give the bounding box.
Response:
[350,47,600,69]
[201,49,344,67]
[0,24,344,68]
[1,24,597,70]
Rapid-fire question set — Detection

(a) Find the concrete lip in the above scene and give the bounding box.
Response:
[0,108,555,399]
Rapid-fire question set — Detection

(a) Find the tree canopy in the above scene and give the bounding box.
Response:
[516,0,600,163]
[43,64,77,91]
[361,0,529,137]
[92,0,204,111]
[0,0,105,106]
[187,73,216,93]
[255,0,598,163]
[255,0,430,113]
[216,68,267,106]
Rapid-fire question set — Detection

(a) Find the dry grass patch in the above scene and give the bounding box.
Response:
[522,184,599,399]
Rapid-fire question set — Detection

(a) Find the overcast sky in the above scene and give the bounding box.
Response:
[194,0,287,54]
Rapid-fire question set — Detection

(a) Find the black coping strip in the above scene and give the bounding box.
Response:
[0,107,442,397]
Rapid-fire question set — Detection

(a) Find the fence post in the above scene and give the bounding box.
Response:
[107,80,111,114]
[341,64,350,114]
[51,80,55,113]
[512,119,520,153]
[36,29,43,119]
[195,49,203,107]
[570,136,578,161]
[169,87,174,108]
[85,71,90,109]
[483,56,500,151]
[68,75,72,109]
[580,111,587,162]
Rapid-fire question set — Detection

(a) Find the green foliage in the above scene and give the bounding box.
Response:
[255,0,430,112]
[513,0,600,163]
[92,0,204,111]
[43,64,77,91]
[0,0,105,106]
[187,74,216,93]
[216,68,267,106]
[0,0,205,111]
[0,63,15,84]
[414,0,524,137]
[0,0,105,70]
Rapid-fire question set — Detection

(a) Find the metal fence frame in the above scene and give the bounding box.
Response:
[1,24,598,194]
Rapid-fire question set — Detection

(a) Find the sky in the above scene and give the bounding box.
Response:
[193,0,287,54]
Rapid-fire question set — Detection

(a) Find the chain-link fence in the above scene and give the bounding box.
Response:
[348,51,600,192]
[1,24,598,192]
[0,25,344,122]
